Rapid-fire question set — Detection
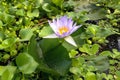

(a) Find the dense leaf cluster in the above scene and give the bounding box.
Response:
[0,0,120,80]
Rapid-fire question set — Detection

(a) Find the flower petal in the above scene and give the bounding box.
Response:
[64,36,77,47]
[67,18,74,29]
[43,34,58,38]
[60,16,68,26]
[56,18,62,28]
[70,25,82,34]
[48,16,82,38]
[48,20,57,33]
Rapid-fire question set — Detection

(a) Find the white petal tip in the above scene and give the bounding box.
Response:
[43,34,58,38]
[65,36,77,47]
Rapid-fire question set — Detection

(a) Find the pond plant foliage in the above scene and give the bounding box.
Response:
[0,0,120,80]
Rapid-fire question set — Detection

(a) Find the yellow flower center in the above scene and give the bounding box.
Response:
[58,26,69,35]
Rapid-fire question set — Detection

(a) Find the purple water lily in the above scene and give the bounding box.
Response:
[44,16,82,47]
[48,16,81,38]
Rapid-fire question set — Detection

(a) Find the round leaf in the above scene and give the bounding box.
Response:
[16,53,38,74]
[19,28,33,41]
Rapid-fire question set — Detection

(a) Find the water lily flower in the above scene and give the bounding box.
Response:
[44,16,82,47]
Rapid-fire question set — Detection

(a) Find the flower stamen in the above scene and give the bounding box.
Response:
[58,26,69,35]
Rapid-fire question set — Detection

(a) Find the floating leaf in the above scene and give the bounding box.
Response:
[91,44,100,54]
[32,9,39,17]
[4,14,15,24]
[43,44,71,75]
[74,0,107,20]
[39,26,53,37]
[39,38,60,53]
[100,51,112,56]
[27,9,39,18]
[79,44,100,55]
[115,71,120,80]
[28,36,43,63]
[86,56,109,72]
[0,31,5,41]
[39,38,71,75]
[0,20,3,27]
[16,9,25,16]
[52,0,64,7]
[16,52,38,74]
[85,72,96,80]
[0,38,16,49]
[28,36,59,75]
[19,28,33,41]
[35,0,43,8]
[42,3,52,12]
[0,66,16,80]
